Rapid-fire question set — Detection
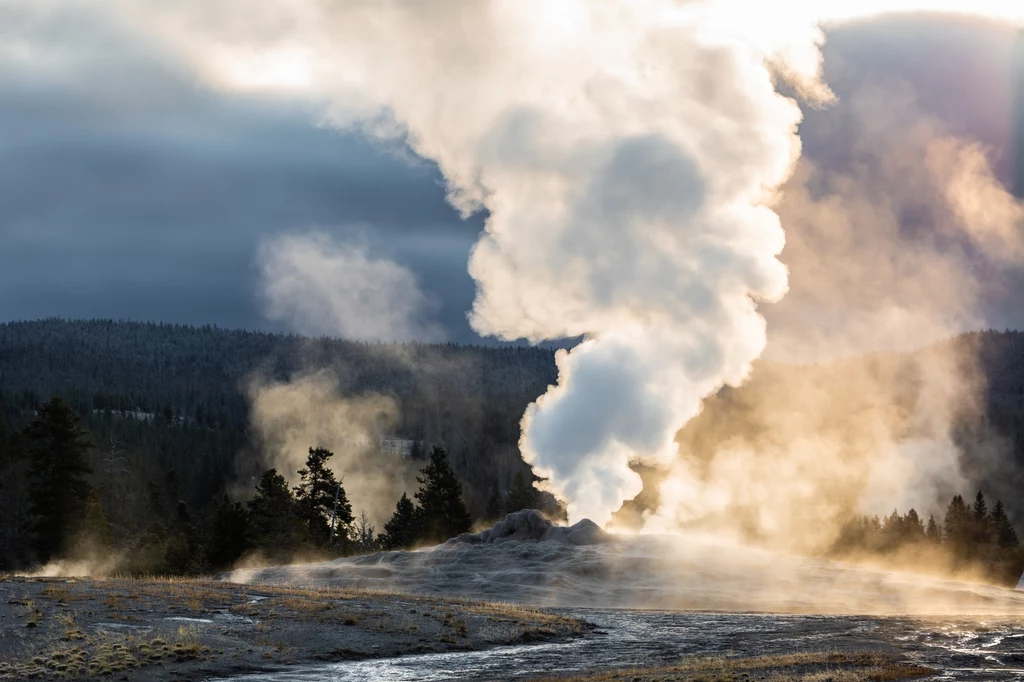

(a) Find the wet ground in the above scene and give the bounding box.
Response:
[211,609,1024,681]
[0,577,587,680]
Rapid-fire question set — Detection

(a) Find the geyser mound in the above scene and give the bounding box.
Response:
[222,512,1024,615]
[448,509,609,546]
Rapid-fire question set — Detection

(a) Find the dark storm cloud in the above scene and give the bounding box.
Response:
[0,4,481,339]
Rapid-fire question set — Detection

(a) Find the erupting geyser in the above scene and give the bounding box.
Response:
[110,0,1024,534]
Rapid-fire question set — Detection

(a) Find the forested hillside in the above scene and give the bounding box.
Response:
[4,319,1024,582]
[0,319,557,517]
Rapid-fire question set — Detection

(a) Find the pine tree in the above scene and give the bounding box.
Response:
[293,447,351,547]
[381,493,417,550]
[203,493,250,570]
[353,510,377,552]
[0,415,33,570]
[926,514,941,543]
[973,491,989,520]
[904,509,924,541]
[247,469,307,555]
[990,500,1019,548]
[414,446,472,544]
[972,491,992,546]
[944,494,970,555]
[163,500,199,575]
[24,397,94,561]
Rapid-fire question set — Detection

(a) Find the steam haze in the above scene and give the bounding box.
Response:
[245,370,419,527]
[257,231,445,343]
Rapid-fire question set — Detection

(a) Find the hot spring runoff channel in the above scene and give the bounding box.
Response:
[210,608,1024,681]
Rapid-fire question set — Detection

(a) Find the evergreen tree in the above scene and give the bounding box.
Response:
[131,469,196,574]
[247,469,307,555]
[203,493,250,570]
[414,446,472,544]
[990,500,1019,548]
[972,491,991,543]
[380,493,417,550]
[163,500,200,575]
[0,415,33,570]
[925,514,941,543]
[484,481,504,522]
[24,397,94,561]
[353,510,377,553]
[973,490,989,520]
[944,494,970,555]
[904,509,925,541]
[293,447,351,547]
[505,471,538,513]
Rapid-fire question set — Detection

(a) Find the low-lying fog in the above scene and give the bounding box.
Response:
[223,511,1024,616]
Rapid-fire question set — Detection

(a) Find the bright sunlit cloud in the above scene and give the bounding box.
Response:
[203,45,315,93]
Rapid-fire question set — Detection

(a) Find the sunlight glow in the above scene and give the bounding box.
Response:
[205,45,315,93]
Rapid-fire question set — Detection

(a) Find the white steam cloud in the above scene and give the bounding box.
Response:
[44,0,1024,528]
[256,1,803,527]
[257,231,444,342]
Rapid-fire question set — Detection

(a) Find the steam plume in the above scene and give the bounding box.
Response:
[97,1,1024,527]
[245,370,419,526]
[258,231,444,343]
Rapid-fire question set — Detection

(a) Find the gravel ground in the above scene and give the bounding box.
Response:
[0,575,591,680]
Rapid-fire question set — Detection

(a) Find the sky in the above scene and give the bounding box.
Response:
[1,8,1023,350]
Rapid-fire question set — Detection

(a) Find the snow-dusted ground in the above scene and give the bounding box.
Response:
[223,511,1024,616]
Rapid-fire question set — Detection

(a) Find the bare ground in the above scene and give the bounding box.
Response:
[0,574,591,680]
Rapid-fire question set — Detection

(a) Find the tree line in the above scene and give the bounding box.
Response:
[831,491,1024,585]
[0,397,523,574]
[0,319,560,521]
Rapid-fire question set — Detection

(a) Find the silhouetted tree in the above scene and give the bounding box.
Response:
[247,469,307,555]
[972,490,992,546]
[414,446,472,544]
[294,447,351,547]
[991,500,1019,548]
[944,494,970,556]
[0,415,33,569]
[163,500,201,575]
[380,493,417,550]
[353,510,377,552]
[926,514,941,543]
[24,397,94,561]
[904,509,925,541]
[203,493,250,570]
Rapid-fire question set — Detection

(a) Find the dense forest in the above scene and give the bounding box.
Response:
[0,395,489,573]
[831,491,1024,586]
[3,319,1024,583]
[0,319,559,522]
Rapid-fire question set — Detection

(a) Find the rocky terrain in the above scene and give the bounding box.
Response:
[0,574,589,680]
